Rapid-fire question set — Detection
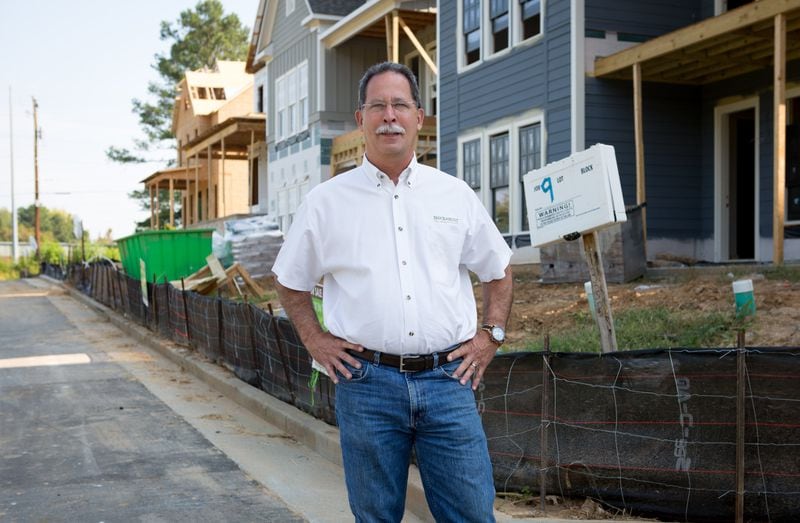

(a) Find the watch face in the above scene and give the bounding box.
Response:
[491,326,505,342]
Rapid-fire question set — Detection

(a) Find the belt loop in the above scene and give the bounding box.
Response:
[373,351,381,365]
[432,352,439,368]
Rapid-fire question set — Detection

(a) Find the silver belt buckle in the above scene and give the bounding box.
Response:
[399,354,422,373]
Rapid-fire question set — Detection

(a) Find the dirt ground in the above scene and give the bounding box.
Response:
[259,262,800,350]
[495,263,800,349]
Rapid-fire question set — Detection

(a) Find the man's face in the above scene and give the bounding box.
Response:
[355,71,424,166]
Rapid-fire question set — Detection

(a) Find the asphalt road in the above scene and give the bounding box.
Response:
[0,278,308,522]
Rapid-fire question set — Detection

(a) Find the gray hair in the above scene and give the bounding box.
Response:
[357,62,422,109]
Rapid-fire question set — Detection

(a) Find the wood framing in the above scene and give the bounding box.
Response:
[593,0,800,85]
[774,13,787,264]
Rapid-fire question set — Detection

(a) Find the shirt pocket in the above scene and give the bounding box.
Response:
[425,222,466,286]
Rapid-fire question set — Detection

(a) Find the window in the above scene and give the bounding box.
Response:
[212,87,226,100]
[275,62,309,140]
[518,123,541,231]
[299,63,308,129]
[463,0,481,65]
[461,0,543,68]
[276,76,286,138]
[490,133,510,233]
[458,115,543,241]
[463,139,481,194]
[257,85,264,113]
[787,97,800,222]
[519,0,541,40]
[490,0,509,53]
[250,159,259,206]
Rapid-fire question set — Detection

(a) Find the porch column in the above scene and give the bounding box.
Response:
[248,130,254,210]
[773,13,787,265]
[207,145,213,218]
[154,185,160,229]
[168,178,174,227]
[221,138,226,217]
[194,154,199,223]
[633,62,647,254]
[149,185,155,229]
[393,10,399,62]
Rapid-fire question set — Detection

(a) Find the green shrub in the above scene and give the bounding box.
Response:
[39,241,67,265]
[14,256,40,278]
[0,258,18,280]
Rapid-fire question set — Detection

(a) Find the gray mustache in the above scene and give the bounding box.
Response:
[376,124,405,135]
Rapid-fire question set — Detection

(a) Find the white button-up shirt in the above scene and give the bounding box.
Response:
[272,156,512,355]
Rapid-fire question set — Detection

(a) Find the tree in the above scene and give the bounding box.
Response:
[106,0,249,227]
[1,205,76,243]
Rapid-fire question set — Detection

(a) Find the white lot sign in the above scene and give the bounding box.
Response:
[523,144,627,248]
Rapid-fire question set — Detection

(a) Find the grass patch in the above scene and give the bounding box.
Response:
[507,306,736,353]
[0,258,18,280]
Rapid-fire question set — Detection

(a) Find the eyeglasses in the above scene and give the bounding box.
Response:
[361,100,417,114]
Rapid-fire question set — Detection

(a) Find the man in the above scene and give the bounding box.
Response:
[272,62,512,522]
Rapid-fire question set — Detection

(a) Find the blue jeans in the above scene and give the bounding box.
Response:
[335,357,496,523]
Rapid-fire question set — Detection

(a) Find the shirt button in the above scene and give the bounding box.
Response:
[398,226,403,231]
[408,331,415,337]
[402,260,407,266]
[405,295,411,300]
[394,195,399,200]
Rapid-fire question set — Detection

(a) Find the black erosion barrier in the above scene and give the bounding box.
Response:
[52,262,800,522]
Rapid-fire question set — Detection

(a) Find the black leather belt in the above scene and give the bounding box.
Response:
[347,345,462,373]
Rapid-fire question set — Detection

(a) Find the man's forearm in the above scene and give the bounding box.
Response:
[482,265,513,327]
[274,280,325,346]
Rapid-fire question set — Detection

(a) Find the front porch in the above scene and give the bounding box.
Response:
[592,0,800,263]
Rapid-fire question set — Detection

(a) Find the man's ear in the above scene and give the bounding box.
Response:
[355,109,363,129]
[416,107,424,130]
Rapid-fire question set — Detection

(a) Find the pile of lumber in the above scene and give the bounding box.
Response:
[173,254,265,298]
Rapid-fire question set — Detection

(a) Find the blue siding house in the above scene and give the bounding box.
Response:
[440,0,800,263]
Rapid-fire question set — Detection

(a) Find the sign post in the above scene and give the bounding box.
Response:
[524,144,626,353]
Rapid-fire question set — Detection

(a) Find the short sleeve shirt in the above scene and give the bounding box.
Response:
[272,156,512,355]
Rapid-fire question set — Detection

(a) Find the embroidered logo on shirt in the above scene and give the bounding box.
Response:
[433,215,459,225]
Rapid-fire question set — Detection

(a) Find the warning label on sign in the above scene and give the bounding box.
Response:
[535,200,575,229]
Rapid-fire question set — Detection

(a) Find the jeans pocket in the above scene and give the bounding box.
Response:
[336,360,370,382]
[437,359,463,380]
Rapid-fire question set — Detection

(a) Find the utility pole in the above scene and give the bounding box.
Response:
[8,86,19,262]
[32,97,40,257]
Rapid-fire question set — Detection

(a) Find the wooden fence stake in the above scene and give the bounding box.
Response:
[180,278,192,348]
[540,334,551,514]
[244,296,261,377]
[268,303,296,404]
[163,276,171,338]
[735,330,746,523]
[582,232,618,352]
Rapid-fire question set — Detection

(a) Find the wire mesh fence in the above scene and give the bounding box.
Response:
[50,262,800,522]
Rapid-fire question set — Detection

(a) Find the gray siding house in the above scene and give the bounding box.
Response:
[440,0,800,264]
[246,0,438,233]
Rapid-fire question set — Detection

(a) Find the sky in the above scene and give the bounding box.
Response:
[0,0,260,241]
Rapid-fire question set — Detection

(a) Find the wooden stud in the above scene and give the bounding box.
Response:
[633,62,647,257]
[735,330,746,523]
[168,177,174,227]
[773,13,787,265]
[392,10,399,62]
[399,16,437,75]
[582,232,618,352]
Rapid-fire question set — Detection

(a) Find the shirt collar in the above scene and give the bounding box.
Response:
[361,155,419,189]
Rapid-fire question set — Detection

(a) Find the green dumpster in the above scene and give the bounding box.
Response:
[116,229,214,282]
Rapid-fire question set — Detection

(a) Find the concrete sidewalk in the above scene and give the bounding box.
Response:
[41,276,631,523]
